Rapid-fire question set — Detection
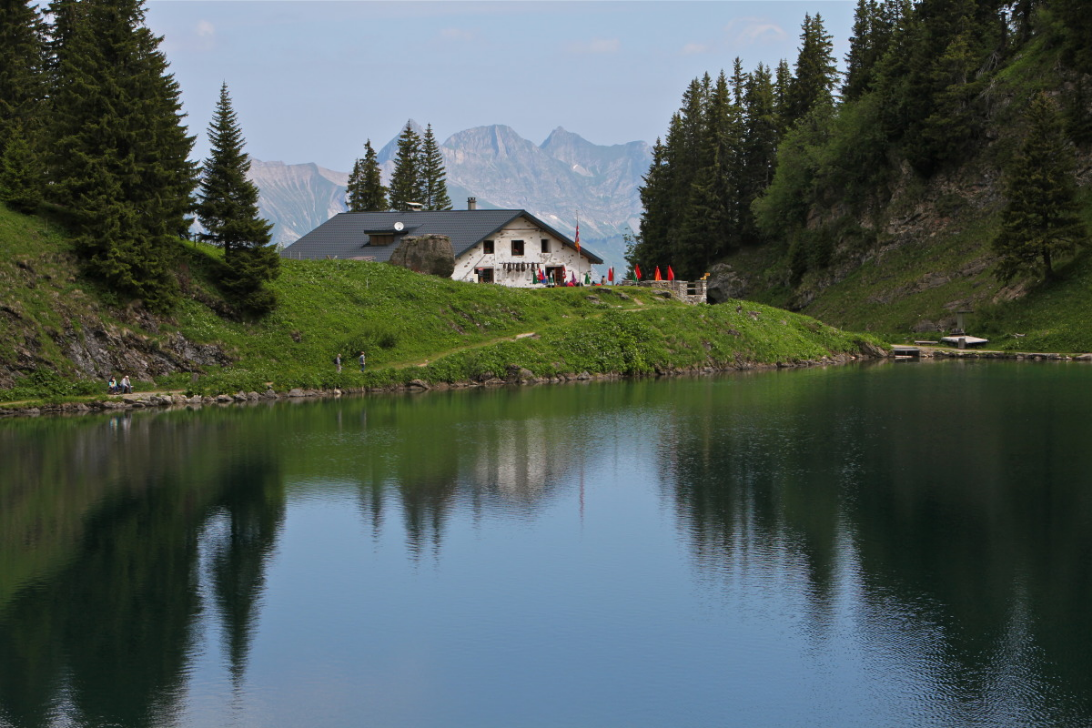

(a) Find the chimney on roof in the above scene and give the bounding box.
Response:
[468,197,477,210]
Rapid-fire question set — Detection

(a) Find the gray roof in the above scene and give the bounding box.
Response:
[280,209,603,265]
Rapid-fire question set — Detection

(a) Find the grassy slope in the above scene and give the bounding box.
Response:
[721,33,1092,352]
[168,249,876,396]
[0,204,878,404]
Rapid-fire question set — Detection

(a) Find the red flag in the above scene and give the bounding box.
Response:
[667,265,675,281]
[654,266,662,281]
[634,264,642,281]
[575,221,580,254]
[608,267,614,283]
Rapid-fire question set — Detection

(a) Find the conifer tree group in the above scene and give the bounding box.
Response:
[1,0,281,315]
[46,0,197,313]
[633,1,1092,287]
[386,122,451,211]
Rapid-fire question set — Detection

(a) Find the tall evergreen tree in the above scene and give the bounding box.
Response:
[346,139,387,212]
[47,0,196,312]
[0,121,43,213]
[740,63,779,246]
[773,59,794,137]
[993,93,1087,282]
[420,124,451,211]
[388,122,423,210]
[0,0,46,212]
[346,157,366,211]
[785,14,838,127]
[197,83,279,315]
[0,0,46,159]
[679,71,743,277]
[634,136,671,273]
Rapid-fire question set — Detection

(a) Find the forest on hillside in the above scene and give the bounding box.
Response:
[0,0,279,315]
[628,0,1092,291]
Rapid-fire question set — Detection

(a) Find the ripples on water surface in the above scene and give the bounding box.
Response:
[1,361,1091,727]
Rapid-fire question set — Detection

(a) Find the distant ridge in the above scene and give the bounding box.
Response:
[249,123,652,272]
[247,160,348,245]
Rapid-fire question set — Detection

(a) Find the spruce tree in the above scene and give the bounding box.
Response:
[0,122,43,213]
[843,0,876,102]
[635,137,672,273]
[993,93,1087,282]
[785,14,837,128]
[0,0,46,160]
[346,157,366,212]
[197,83,279,315]
[773,60,793,137]
[346,139,388,211]
[740,63,779,246]
[679,71,742,277]
[0,0,46,212]
[420,124,451,211]
[388,122,423,210]
[47,0,196,312]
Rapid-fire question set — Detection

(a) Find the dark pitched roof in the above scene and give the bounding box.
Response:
[280,209,603,265]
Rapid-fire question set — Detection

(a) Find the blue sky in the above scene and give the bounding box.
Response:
[146,1,856,172]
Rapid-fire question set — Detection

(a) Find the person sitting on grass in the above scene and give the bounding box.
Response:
[108,376,118,394]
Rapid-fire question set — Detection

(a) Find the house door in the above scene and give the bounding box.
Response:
[478,267,494,283]
[545,267,563,285]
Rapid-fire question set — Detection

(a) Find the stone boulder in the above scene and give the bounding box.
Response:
[706,262,750,304]
[388,235,456,278]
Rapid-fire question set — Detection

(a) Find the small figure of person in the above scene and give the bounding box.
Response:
[335,353,342,373]
[108,376,118,394]
[121,375,132,394]
[359,351,367,372]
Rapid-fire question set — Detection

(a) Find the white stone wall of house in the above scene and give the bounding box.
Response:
[452,216,597,287]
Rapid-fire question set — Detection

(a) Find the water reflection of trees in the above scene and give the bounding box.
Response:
[0,389,592,726]
[661,364,1092,724]
[0,409,285,728]
[330,390,591,555]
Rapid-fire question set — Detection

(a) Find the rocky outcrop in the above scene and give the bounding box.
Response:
[706,262,750,304]
[56,321,233,381]
[388,235,456,277]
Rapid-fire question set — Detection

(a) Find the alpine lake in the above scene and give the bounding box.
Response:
[2,360,1091,728]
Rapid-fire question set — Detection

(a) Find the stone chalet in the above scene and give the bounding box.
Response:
[280,201,603,288]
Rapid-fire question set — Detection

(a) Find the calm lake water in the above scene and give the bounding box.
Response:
[2,361,1091,728]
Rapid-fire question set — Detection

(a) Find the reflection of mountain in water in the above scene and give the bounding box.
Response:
[659,368,1092,724]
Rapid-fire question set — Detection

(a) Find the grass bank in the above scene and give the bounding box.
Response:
[0,204,882,407]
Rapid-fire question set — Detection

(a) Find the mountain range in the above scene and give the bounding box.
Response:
[248,121,652,272]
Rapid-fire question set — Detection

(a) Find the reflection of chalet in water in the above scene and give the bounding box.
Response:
[280,198,602,287]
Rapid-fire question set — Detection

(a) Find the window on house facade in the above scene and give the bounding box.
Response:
[541,239,549,253]
[483,240,494,254]
[512,240,525,256]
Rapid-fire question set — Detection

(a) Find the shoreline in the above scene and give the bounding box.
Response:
[4,346,1089,421]
[0,351,871,420]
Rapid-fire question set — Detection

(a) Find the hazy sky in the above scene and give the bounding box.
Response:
[146,1,857,172]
